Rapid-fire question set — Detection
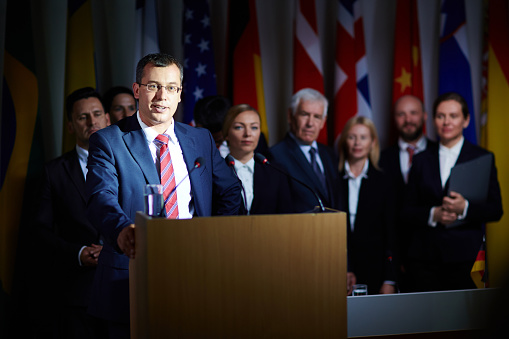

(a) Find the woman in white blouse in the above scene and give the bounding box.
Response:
[337,116,397,295]
[222,104,292,215]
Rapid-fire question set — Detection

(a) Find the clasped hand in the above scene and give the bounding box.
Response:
[434,191,466,225]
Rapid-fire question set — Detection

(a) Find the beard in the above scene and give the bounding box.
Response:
[400,123,424,142]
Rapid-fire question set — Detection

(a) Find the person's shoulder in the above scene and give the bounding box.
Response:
[269,134,292,153]
[381,144,399,157]
[462,139,492,157]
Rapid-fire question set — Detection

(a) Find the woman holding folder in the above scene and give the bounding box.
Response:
[402,92,503,292]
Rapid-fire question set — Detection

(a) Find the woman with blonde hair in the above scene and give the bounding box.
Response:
[337,116,397,295]
[222,104,292,215]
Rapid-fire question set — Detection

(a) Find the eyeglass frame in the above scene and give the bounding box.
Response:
[138,82,182,93]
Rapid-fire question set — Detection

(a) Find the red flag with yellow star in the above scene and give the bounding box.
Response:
[392,0,423,104]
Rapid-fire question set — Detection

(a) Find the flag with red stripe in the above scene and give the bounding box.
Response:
[334,0,372,142]
[293,0,327,144]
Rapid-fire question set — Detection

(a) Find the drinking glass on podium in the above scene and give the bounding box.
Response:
[352,284,368,296]
[144,184,163,217]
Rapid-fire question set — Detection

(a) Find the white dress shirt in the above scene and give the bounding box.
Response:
[344,159,369,232]
[138,113,193,219]
[233,157,255,214]
[398,136,427,183]
[289,132,325,173]
[76,145,88,180]
[428,137,469,226]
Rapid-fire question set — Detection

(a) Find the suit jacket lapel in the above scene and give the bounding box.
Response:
[64,149,87,203]
[123,118,160,185]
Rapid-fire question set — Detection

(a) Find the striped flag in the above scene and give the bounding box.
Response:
[483,0,509,288]
[392,0,423,104]
[227,0,269,141]
[438,0,477,144]
[293,0,327,144]
[334,0,372,142]
[134,0,160,78]
[471,236,487,288]
[63,0,97,153]
[182,0,218,125]
[1,0,42,294]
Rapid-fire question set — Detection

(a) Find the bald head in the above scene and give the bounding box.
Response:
[393,95,427,143]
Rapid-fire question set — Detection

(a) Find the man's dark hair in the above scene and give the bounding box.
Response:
[135,53,184,85]
[102,86,135,113]
[432,92,469,119]
[193,95,231,134]
[66,87,102,121]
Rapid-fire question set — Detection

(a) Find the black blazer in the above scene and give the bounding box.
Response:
[338,163,397,294]
[402,140,503,263]
[228,159,293,215]
[269,133,339,213]
[35,148,101,307]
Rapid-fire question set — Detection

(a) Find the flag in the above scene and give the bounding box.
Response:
[63,0,97,153]
[1,0,42,294]
[334,0,372,142]
[392,0,423,104]
[182,0,218,125]
[483,0,509,288]
[438,0,477,144]
[134,0,160,78]
[227,0,269,141]
[293,0,327,144]
[471,236,487,289]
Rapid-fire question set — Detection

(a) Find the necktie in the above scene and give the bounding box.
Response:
[309,147,327,194]
[407,146,416,166]
[154,134,179,219]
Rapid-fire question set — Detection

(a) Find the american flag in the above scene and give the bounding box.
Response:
[182,0,217,125]
[334,0,372,142]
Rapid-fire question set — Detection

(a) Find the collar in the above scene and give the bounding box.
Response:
[75,144,89,161]
[344,159,369,179]
[288,131,319,150]
[233,156,255,172]
[137,111,177,145]
[439,136,464,155]
[398,135,427,152]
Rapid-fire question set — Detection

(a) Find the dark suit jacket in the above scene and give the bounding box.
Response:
[86,115,242,323]
[229,159,293,215]
[35,148,101,307]
[269,133,338,213]
[402,140,503,264]
[338,163,397,294]
[379,138,435,263]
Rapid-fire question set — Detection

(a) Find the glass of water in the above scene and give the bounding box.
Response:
[352,284,368,296]
[144,184,164,217]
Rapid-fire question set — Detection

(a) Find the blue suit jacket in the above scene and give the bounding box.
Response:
[269,133,339,213]
[86,114,242,323]
[402,139,503,264]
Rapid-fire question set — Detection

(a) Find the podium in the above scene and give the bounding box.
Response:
[130,211,347,338]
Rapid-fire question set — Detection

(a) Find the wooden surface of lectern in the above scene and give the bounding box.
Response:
[130,212,347,338]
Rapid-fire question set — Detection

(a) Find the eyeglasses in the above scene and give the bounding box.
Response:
[138,83,182,93]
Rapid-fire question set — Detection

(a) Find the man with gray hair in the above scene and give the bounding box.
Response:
[270,88,338,213]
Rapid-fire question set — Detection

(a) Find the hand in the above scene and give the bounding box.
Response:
[80,244,103,267]
[379,283,396,294]
[117,224,136,259]
[346,272,357,296]
[433,206,458,225]
[442,191,466,215]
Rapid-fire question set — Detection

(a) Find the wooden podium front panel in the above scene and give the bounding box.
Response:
[131,212,347,338]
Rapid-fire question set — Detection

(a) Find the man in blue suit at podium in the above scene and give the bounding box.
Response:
[85,53,242,338]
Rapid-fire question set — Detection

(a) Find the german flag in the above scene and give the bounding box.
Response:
[471,236,487,289]
[227,0,269,142]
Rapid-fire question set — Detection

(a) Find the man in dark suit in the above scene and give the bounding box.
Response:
[379,95,434,292]
[402,92,503,292]
[270,88,338,213]
[35,87,109,338]
[85,53,242,338]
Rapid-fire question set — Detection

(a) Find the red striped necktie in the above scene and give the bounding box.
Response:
[155,134,179,219]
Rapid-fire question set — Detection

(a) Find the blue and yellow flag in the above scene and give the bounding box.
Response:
[1,0,42,294]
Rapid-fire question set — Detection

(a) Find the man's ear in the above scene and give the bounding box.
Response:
[67,120,74,135]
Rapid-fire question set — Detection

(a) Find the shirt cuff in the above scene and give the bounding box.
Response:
[78,246,86,266]
[457,199,469,220]
[428,207,438,227]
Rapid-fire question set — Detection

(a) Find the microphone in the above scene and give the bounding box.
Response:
[225,154,249,214]
[254,153,325,212]
[168,156,204,196]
